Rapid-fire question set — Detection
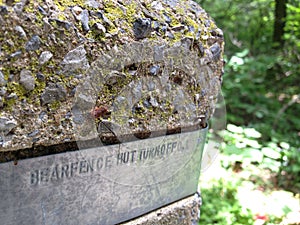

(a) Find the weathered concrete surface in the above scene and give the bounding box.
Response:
[122,194,201,225]
[0,0,224,154]
[0,0,223,224]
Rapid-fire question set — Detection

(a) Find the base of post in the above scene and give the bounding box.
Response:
[121,193,202,225]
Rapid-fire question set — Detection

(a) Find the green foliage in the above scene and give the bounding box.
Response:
[221,124,288,172]
[199,179,254,225]
[194,0,300,223]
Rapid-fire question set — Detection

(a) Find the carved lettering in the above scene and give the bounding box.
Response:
[29,141,181,186]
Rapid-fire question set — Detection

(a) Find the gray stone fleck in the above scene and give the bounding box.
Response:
[49,19,72,30]
[204,19,211,28]
[165,31,174,39]
[143,100,151,108]
[65,111,72,119]
[151,1,164,11]
[0,6,8,15]
[0,71,6,86]
[0,117,17,135]
[0,97,3,108]
[25,35,41,51]
[150,65,160,76]
[38,5,47,15]
[36,72,45,81]
[13,2,24,14]
[92,22,106,35]
[74,92,94,110]
[153,21,160,31]
[133,18,152,40]
[161,24,168,33]
[142,8,157,20]
[28,130,40,137]
[85,0,100,9]
[10,50,22,58]
[210,43,221,61]
[0,87,7,96]
[19,69,35,92]
[163,13,172,24]
[181,37,193,50]
[163,0,179,8]
[198,42,204,56]
[188,26,195,33]
[71,107,85,124]
[61,45,90,76]
[80,10,90,31]
[98,120,120,134]
[189,1,204,17]
[154,45,165,62]
[39,51,53,65]
[150,97,159,107]
[93,11,114,27]
[105,71,126,86]
[7,93,17,100]
[171,24,185,31]
[147,80,156,91]
[41,83,67,105]
[72,6,83,17]
[14,26,26,38]
[39,111,48,122]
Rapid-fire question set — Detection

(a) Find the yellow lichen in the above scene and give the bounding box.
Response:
[54,0,85,11]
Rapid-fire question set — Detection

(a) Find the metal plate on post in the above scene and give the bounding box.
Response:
[0,128,207,225]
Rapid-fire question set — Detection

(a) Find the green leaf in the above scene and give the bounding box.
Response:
[236,49,249,58]
[243,128,262,138]
[241,148,264,163]
[279,142,290,150]
[227,124,244,134]
[244,139,262,149]
[262,147,281,159]
[261,158,281,172]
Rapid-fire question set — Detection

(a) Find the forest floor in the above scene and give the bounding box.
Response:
[199,153,300,225]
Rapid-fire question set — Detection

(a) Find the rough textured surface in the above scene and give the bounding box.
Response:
[121,193,202,225]
[0,0,222,224]
[0,0,224,157]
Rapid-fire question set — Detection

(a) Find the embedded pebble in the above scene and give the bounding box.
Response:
[0,6,8,15]
[0,97,3,108]
[39,51,53,65]
[25,35,41,51]
[38,5,47,15]
[80,9,90,31]
[92,22,106,34]
[163,0,179,8]
[13,2,24,14]
[0,117,17,135]
[36,72,45,81]
[0,71,6,86]
[133,18,152,40]
[85,0,101,9]
[210,43,221,61]
[10,50,22,58]
[28,130,40,137]
[14,26,26,38]
[61,45,90,76]
[19,69,35,92]
[41,83,67,105]
[49,19,72,30]
[150,65,160,76]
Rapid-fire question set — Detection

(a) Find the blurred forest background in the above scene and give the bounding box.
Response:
[195,0,300,224]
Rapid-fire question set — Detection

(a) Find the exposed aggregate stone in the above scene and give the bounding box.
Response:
[0,0,224,155]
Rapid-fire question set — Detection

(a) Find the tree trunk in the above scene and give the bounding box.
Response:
[273,0,288,49]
